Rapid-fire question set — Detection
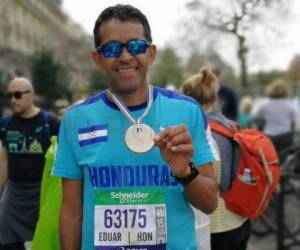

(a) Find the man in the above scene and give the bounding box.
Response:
[0,78,59,250]
[53,4,218,250]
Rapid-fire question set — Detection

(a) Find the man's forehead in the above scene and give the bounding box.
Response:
[8,78,33,91]
[99,19,145,42]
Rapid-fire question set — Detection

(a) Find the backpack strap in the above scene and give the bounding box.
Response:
[209,119,240,192]
[208,120,234,139]
[0,115,12,132]
[41,111,51,138]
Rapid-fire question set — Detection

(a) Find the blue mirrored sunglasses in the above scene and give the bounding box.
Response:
[96,39,150,58]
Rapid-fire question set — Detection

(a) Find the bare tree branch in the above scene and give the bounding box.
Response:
[183,0,292,86]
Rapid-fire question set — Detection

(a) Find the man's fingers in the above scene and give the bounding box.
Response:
[154,124,189,143]
[165,131,191,149]
[153,137,165,148]
[169,144,194,153]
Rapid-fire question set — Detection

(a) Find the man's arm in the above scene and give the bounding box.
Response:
[0,144,8,191]
[184,163,217,214]
[60,178,83,250]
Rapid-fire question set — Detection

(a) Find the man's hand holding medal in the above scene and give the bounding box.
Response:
[154,125,194,178]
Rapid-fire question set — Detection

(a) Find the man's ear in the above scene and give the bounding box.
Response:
[92,51,103,70]
[148,45,157,65]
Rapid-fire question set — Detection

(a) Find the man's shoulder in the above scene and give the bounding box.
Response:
[67,91,107,114]
[154,86,198,106]
[0,114,14,128]
[40,110,55,120]
[42,111,58,126]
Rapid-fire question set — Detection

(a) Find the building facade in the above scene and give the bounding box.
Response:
[0,0,94,91]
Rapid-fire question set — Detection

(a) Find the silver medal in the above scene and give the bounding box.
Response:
[108,85,155,153]
[125,123,155,153]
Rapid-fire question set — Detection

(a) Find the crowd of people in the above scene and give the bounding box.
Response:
[0,4,297,250]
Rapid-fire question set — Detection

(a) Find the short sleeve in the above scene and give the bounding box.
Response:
[52,113,83,179]
[192,106,218,167]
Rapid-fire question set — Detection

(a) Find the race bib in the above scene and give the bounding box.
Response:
[95,188,167,250]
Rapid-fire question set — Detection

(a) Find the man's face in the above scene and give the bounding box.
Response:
[8,81,33,115]
[92,19,156,95]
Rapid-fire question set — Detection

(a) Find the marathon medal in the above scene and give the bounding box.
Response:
[108,85,155,153]
[125,123,155,153]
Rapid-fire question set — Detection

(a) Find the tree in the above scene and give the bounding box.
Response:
[32,50,70,107]
[184,0,290,87]
[287,55,300,82]
[151,47,184,88]
[88,69,107,95]
[249,70,286,86]
[185,49,239,88]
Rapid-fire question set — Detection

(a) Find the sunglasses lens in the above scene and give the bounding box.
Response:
[7,91,25,99]
[99,40,149,58]
[102,42,122,57]
[14,92,22,99]
[128,40,148,56]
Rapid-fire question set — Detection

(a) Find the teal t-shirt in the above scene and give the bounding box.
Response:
[53,87,215,250]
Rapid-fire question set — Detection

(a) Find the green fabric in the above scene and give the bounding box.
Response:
[32,136,61,250]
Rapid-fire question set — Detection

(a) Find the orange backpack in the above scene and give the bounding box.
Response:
[209,121,281,219]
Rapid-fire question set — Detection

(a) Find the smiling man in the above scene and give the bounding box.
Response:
[0,78,59,250]
[53,4,218,250]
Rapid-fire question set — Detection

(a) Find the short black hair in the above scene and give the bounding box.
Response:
[93,4,152,48]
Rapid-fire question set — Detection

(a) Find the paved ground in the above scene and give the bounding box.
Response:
[249,233,300,250]
[248,234,277,250]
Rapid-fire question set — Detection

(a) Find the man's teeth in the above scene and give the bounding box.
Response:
[118,68,136,72]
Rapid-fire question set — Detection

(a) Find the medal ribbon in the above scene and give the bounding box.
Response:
[108,85,153,124]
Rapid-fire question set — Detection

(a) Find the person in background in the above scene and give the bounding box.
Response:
[237,96,253,129]
[54,99,70,120]
[0,78,59,250]
[31,135,59,250]
[214,69,239,121]
[31,97,85,250]
[52,4,218,250]
[182,67,251,250]
[254,79,295,152]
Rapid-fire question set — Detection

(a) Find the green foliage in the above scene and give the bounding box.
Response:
[150,47,183,88]
[0,70,6,92]
[184,50,239,88]
[89,69,107,94]
[185,52,206,76]
[288,55,300,82]
[249,70,287,86]
[31,50,70,102]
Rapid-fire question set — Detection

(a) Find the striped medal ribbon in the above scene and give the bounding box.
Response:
[108,85,155,153]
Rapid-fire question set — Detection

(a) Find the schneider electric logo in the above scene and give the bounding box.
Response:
[110,191,149,204]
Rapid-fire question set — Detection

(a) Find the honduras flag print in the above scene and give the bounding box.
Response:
[78,124,108,147]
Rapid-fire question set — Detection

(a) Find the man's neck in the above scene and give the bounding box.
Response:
[109,86,148,107]
[119,92,147,107]
[19,106,40,118]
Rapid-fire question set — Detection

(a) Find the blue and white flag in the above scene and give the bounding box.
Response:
[78,124,108,147]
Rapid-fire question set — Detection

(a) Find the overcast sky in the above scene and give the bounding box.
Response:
[62,0,300,73]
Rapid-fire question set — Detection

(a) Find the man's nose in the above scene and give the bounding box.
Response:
[10,95,18,102]
[118,47,133,61]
